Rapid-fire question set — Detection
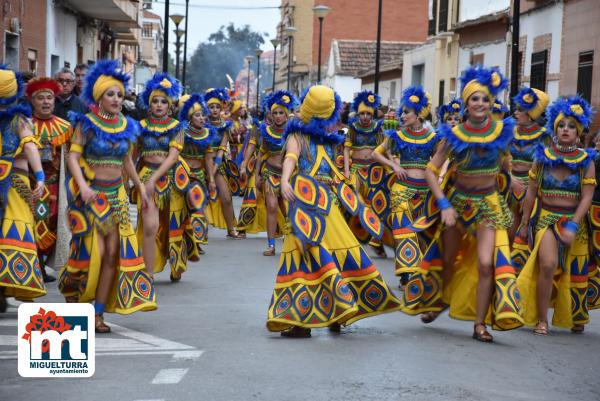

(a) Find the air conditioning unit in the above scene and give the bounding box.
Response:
[10,17,20,33]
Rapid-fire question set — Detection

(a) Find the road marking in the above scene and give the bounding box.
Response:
[0,318,203,360]
[151,368,189,384]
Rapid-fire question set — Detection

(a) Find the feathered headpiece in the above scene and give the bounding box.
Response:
[141,72,182,109]
[460,64,507,103]
[437,98,463,123]
[205,88,230,107]
[0,65,24,105]
[352,90,381,115]
[178,93,208,121]
[25,77,61,99]
[545,95,594,136]
[82,59,129,106]
[265,90,298,114]
[399,86,431,120]
[491,99,509,120]
[513,87,549,120]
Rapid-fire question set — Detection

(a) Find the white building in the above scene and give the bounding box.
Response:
[46,0,78,75]
[402,42,436,96]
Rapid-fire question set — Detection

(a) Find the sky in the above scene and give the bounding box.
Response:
[149,0,281,56]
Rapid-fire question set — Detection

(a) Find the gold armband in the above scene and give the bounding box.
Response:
[582,177,597,186]
[528,169,537,180]
[249,139,257,146]
[15,135,41,155]
[284,152,299,163]
[70,143,84,154]
[344,140,352,148]
[374,144,386,155]
[426,161,441,176]
[218,145,227,152]
[169,140,183,151]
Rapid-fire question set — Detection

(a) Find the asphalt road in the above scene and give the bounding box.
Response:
[1,207,599,401]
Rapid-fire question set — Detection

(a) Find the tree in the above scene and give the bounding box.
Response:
[186,24,265,92]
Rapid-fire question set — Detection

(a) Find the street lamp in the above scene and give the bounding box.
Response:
[284,26,298,92]
[173,28,185,80]
[182,0,190,88]
[255,49,263,113]
[312,5,331,83]
[170,13,185,79]
[270,38,280,91]
[245,55,253,108]
[374,0,383,94]
[162,0,170,72]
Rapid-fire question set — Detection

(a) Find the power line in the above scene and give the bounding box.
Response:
[151,1,280,10]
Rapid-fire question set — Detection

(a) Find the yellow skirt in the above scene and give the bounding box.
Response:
[136,164,187,275]
[237,170,268,233]
[517,207,594,328]
[267,184,401,331]
[0,171,46,300]
[59,176,156,314]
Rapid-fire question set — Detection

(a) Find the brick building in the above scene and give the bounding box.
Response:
[275,0,428,94]
[0,0,47,74]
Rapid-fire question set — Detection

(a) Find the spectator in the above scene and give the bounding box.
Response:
[54,67,88,120]
[74,64,88,96]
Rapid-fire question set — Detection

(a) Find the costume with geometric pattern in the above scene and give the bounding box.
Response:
[58,110,156,313]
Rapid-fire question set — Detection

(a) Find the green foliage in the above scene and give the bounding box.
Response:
[186,23,265,92]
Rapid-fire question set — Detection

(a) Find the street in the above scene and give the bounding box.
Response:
[1,209,599,401]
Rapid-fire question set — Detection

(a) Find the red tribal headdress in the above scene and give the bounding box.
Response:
[25,77,62,99]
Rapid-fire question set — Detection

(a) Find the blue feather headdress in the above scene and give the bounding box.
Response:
[264,90,298,114]
[178,93,208,121]
[491,99,509,117]
[399,86,431,119]
[283,85,344,145]
[437,98,463,123]
[513,87,549,120]
[352,90,381,114]
[141,72,182,109]
[0,65,24,106]
[81,59,130,106]
[460,64,507,102]
[545,95,594,136]
[205,88,230,106]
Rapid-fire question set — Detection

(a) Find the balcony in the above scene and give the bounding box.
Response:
[65,0,140,27]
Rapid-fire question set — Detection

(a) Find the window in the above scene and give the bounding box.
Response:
[428,0,437,36]
[530,50,547,91]
[470,53,484,65]
[4,32,19,69]
[390,81,397,101]
[51,55,60,76]
[577,51,593,103]
[438,0,449,33]
[439,80,445,107]
[142,24,153,38]
[412,64,424,86]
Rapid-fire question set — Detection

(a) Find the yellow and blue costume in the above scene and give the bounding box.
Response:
[135,72,188,277]
[179,94,215,260]
[204,88,237,229]
[509,87,550,272]
[401,66,523,331]
[517,95,600,329]
[267,86,401,331]
[0,67,46,300]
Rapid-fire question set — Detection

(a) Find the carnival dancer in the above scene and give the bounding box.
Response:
[178,94,215,259]
[371,86,439,289]
[343,90,388,258]
[437,98,463,128]
[517,96,598,335]
[204,88,244,239]
[59,60,156,332]
[0,66,46,311]
[25,77,73,283]
[401,65,523,342]
[136,72,189,282]
[267,85,401,338]
[509,87,550,272]
[252,90,297,255]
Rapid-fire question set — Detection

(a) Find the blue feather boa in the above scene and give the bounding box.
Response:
[183,121,216,149]
[0,102,32,120]
[440,116,514,153]
[349,117,383,135]
[260,122,285,149]
[69,111,140,143]
[283,117,345,146]
[384,127,438,153]
[140,117,182,139]
[534,144,596,170]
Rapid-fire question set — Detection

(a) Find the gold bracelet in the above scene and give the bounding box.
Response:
[426,161,441,176]
[284,152,299,162]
